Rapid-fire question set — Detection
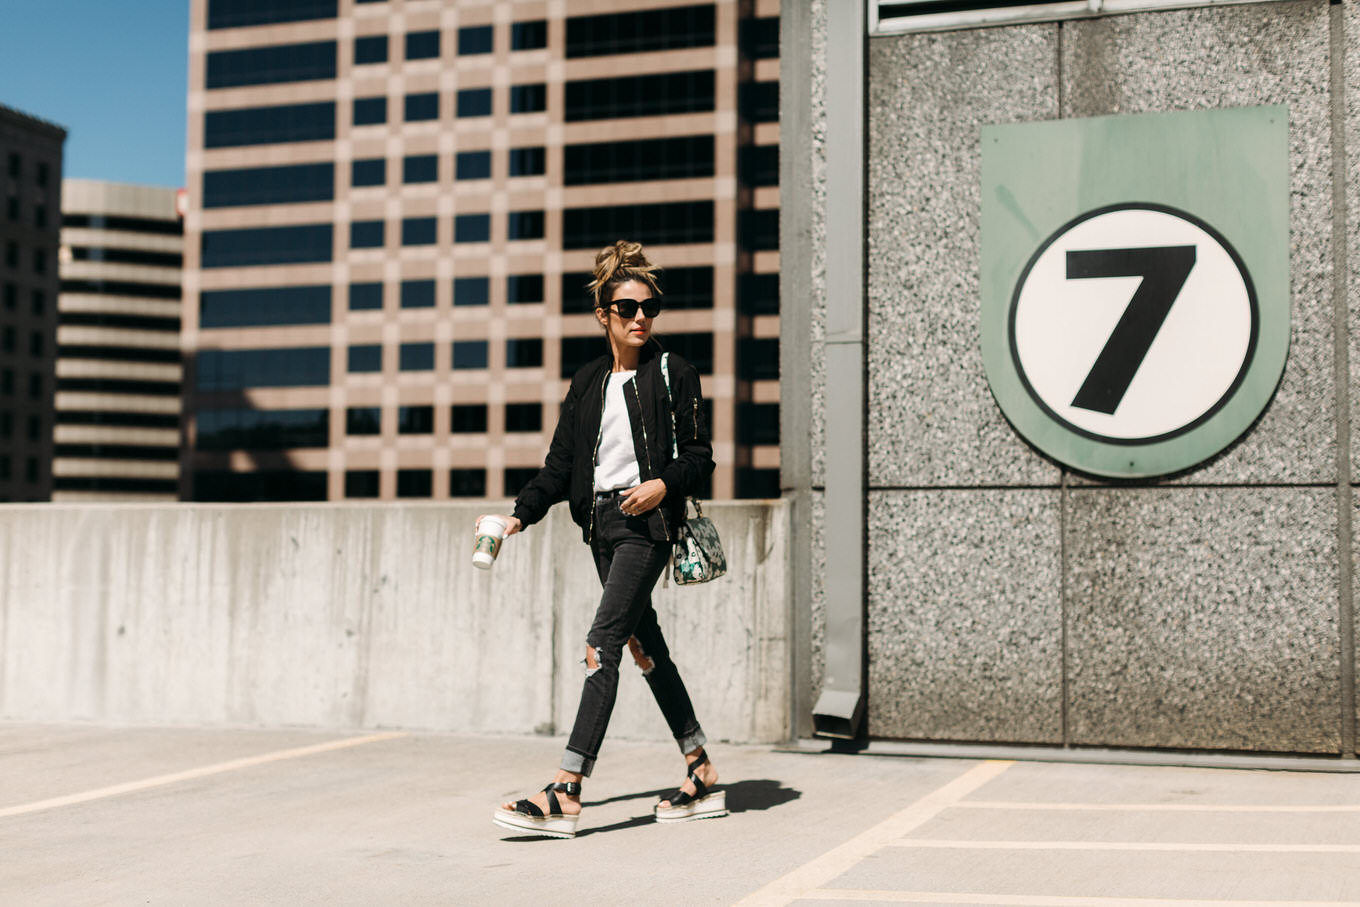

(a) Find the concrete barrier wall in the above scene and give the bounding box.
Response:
[0,501,790,745]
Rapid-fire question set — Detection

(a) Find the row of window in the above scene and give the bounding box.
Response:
[6,195,49,228]
[2,284,48,316]
[0,412,44,443]
[0,326,46,357]
[67,247,183,268]
[200,72,773,149]
[3,240,51,275]
[62,213,183,236]
[346,338,545,373]
[4,151,51,186]
[0,455,43,489]
[197,200,720,267]
[0,368,44,399]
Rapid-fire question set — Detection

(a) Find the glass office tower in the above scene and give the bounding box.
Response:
[183,0,779,501]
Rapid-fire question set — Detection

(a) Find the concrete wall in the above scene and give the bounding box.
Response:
[789,0,1359,754]
[0,501,790,746]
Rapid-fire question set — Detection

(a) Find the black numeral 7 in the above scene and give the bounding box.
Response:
[1066,246,1196,415]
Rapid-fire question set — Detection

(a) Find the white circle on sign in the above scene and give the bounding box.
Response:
[1010,204,1256,443]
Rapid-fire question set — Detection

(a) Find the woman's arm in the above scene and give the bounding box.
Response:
[657,358,715,499]
[509,381,579,530]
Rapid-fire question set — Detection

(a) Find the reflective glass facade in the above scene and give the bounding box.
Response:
[205,41,336,88]
[204,102,334,148]
[201,224,333,267]
[202,162,334,208]
[200,285,331,328]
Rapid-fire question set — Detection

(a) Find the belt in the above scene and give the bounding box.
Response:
[595,489,625,500]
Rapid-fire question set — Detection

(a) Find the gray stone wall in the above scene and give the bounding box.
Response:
[792,0,1358,754]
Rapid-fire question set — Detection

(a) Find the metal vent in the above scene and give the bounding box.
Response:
[872,0,1281,36]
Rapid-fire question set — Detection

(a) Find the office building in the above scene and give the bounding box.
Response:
[0,103,64,502]
[183,0,779,502]
[54,180,183,500]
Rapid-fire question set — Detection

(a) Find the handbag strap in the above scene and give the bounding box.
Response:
[660,352,702,516]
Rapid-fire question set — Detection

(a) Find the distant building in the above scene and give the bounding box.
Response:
[0,103,64,502]
[182,0,780,503]
[54,180,182,500]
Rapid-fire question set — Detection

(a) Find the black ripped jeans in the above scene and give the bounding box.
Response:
[561,491,706,777]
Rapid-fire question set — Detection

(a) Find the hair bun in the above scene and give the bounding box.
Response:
[587,239,662,307]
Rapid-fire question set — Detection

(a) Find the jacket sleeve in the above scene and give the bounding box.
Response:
[658,357,715,499]
[512,379,578,529]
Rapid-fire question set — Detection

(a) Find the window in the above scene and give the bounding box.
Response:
[459,24,493,54]
[739,209,779,251]
[736,402,780,445]
[400,342,435,371]
[196,408,329,450]
[507,210,544,240]
[451,404,487,433]
[33,204,45,228]
[201,224,334,267]
[402,217,437,245]
[508,146,545,177]
[345,470,380,497]
[738,337,779,380]
[566,5,715,57]
[405,30,440,60]
[506,338,543,368]
[5,153,17,177]
[405,92,439,121]
[27,414,41,441]
[4,241,16,267]
[353,96,387,125]
[206,0,336,30]
[350,282,383,310]
[30,289,44,315]
[191,470,328,503]
[398,405,434,434]
[354,35,387,64]
[1,327,12,351]
[739,82,779,123]
[740,17,779,59]
[457,88,493,117]
[2,283,13,309]
[6,196,17,220]
[67,247,181,268]
[564,135,713,185]
[350,220,385,249]
[203,162,334,207]
[196,347,330,390]
[738,272,779,315]
[32,249,45,275]
[397,469,432,498]
[511,20,547,50]
[400,279,435,308]
[346,407,381,435]
[59,279,180,300]
[0,368,11,394]
[452,340,488,370]
[739,145,779,187]
[403,154,438,183]
[205,40,335,88]
[454,213,490,243]
[509,84,546,113]
[505,403,542,432]
[663,333,714,374]
[735,468,780,499]
[348,344,382,372]
[565,71,713,122]
[35,162,49,186]
[562,201,713,249]
[506,274,543,304]
[204,101,335,148]
[456,150,491,180]
[453,276,488,306]
[450,468,487,497]
[504,468,538,496]
[63,212,182,235]
[200,285,331,328]
[29,332,42,357]
[351,157,385,186]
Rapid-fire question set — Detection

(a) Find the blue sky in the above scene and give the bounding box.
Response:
[0,1,188,189]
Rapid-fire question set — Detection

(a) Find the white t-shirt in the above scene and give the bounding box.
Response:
[594,370,641,492]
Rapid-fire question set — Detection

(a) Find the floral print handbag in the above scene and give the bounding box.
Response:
[661,353,727,585]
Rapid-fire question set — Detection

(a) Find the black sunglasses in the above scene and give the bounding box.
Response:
[603,298,660,319]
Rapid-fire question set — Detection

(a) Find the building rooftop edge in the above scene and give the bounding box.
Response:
[0,101,68,138]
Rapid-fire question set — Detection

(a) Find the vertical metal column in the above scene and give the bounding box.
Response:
[811,0,868,739]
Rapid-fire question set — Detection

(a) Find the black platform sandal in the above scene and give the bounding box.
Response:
[492,781,582,839]
[654,751,728,823]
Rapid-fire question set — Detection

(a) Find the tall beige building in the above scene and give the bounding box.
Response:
[0,103,64,503]
[183,0,779,502]
[54,180,182,500]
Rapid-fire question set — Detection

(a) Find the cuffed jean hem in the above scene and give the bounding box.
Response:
[560,747,595,778]
[677,728,707,755]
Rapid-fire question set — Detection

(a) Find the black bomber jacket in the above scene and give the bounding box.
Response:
[511,341,714,545]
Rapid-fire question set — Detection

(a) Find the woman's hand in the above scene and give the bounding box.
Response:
[476,514,522,536]
[619,480,667,516]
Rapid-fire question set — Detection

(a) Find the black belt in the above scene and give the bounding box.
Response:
[595,489,624,500]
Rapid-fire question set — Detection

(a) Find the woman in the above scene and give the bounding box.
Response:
[487,240,725,839]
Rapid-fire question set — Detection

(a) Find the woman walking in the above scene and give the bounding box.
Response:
[487,240,725,838]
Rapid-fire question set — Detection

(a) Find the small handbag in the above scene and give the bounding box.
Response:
[660,353,727,585]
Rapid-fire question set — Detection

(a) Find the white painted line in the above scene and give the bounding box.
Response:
[890,839,1360,854]
[801,889,1360,906]
[731,760,1013,907]
[0,731,407,819]
[958,800,1360,813]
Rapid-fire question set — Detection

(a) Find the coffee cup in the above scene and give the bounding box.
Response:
[472,515,509,569]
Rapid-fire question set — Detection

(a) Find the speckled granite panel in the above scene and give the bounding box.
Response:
[1346,0,1360,485]
[867,490,1063,743]
[810,490,826,698]
[810,0,828,487]
[1061,2,1335,485]
[867,26,1062,488]
[1067,487,1340,753]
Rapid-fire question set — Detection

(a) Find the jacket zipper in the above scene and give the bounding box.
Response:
[630,377,669,541]
[586,369,608,549]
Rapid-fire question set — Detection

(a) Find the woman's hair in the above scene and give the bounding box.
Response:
[587,240,662,310]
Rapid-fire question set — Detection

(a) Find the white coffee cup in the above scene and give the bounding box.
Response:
[472,515,509,569]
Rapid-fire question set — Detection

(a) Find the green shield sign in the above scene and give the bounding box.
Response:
[980,106,1289,478]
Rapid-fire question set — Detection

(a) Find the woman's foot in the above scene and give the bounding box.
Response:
[655,748,728,823]
[658,748,718,809]
[493,772,583,839]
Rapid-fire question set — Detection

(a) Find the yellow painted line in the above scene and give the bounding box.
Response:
[0,731,407,819]
[890,839,1360,854]
[958,800,1360,813]
[731,760,1013,907]
[802,890,1360,906]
